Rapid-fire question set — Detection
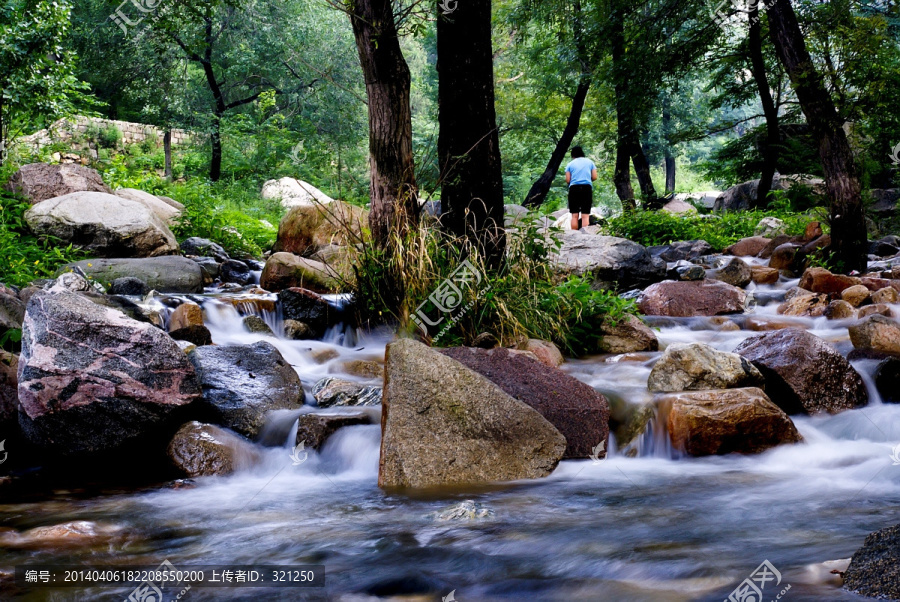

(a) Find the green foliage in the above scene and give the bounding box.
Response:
[605,209,808,251]
[98,125,123,149]
[0,191,84,288]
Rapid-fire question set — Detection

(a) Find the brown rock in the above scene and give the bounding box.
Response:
[769,243,801,271]
[841,285,872,307]
[338,359,384,380]
[802,221,824,241]
[860,277,893,292]
[169,325,213,347]
[295,412,372,450]
[849,315,900,355]
[519,339,565,368]
[169,302,204,332]
[751,265,779,285]
[4,163,111,204]
[638,279,747,317]
[735,328,868,414]
[824,300,856,320]
[859,304,894,319]
[259,252,341,294]
[272,201,368,257]
[598,314,659,353]
[799,267,861,295]
[440,346,609,459]
[167,421,261,477]
[648,342,764,392]
[872,287,899,305]
[726,236,771,257]
[379,339,566,488]
[800,234,831,255]
[714,257,752,288]
[777,292,829,317]
[664,387,802,456]
[746,318,797,332]
[310,348,340,364]
[758,234,793,259]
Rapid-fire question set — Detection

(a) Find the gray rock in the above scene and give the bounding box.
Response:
[868,189,900,217]
[754,217,786,237]
[242,315,273,335]
[17,291,202,455]
[648,342,764,392]
[115,188,181,225]
[192,257,219,284]
[189,341,303,438]
[649,240,713,262]
[278,288,337,336]
[843,523,900,600]
[108,277,150,296]
[735,328,868,414]
[295,411,373,450]
[25,192,178,257]
[312,377,381,407]
[667,261,706,281]
[0,289,25,336]
[551,235,666,290]
[504,204,530,227]
[180,237,228,260]
[220,259,252,285]
[4,163,111,204]
[432,500,494,521]
[598,314,659,354]
[283,319,314,340]
[64,256,204,293]
[167,421,261,477]
[379,339,566,488]
[713,257,752,288]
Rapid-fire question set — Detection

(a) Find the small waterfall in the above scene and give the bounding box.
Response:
[619,401,679,460]
[850,358,885,406]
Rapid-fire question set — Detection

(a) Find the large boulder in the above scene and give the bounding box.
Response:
[4,163,111,204]
[648,240,713,262]
[261,177,335,209]
[17,291,202,455]
[167,421,261,477]
[439,346,609,459]
[843,523,900,600]
[848,315,900,355]
[114,188,181,224]
[868,188,900,217]
[735,328,868,414]
[379,339,566,488]
[188,341,304,439]
[551,235,666,291]
[25,192,178,257]
[272,200,368,257]
[278,288,339,336]
[638,279,747,317]
[260,252,341,293]
[714,174,825,211]
[180,237,228,261]
[663,387,802,456]
[798,267,861,295]
[64,257,204,293]
[648,342,764,392]
[597,314,659,354]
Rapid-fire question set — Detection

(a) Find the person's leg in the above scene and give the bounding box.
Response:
[581,213,590,229]
[570,213,580,230]
[567,186,581,230]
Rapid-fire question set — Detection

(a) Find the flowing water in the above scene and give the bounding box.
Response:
[3,264,900,601]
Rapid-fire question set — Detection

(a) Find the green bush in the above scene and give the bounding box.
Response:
[98,125,123,149]
[604,209,809,251]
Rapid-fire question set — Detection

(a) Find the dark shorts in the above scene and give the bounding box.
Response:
[568,184,593,214]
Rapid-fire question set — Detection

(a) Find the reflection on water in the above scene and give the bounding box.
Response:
[2,268,899,601]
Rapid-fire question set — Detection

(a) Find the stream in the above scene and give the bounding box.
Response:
[2,262,899,601]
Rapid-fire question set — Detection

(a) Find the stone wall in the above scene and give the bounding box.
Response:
[19,117,193,149]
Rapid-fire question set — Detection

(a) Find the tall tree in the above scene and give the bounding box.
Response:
[748,5,780,207]
[346,0,418,246]
[765,0,866,272]
[437,0,505,263]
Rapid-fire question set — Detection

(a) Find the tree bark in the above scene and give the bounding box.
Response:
[766,0,866,272]
[610,8,635,210]
[662,98,675,194]
[164,130,173,181]
[748,5,779,208]
[438,0,506,264]
[631,137,658,202]
[210,114,222,182]
[348,0,418,246]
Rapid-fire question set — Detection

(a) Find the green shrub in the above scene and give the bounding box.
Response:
[604,209,809,251]
[98,125,123,149]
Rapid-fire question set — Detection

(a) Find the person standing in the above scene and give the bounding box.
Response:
[564,146,598,230]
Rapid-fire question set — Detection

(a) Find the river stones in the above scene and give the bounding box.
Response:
[713,257,752,288]
[278,288,337,336]
[824,300,856,320]
[4,163,111,203]
[841,284,872,307]
[648,342,764,392]
[638,279,747,317]
[313,377,381,407]
[189,341,304,438]
[295,412,373,450]
[777,291,829,317]
[872,286,899,304]
[273,200,367,256]
[0,351,18,429]
[517,338,565,367]
[874,357,900,403]
[750,265,779,285]
[648,240,713,262]
[725,236,771,257]
[167,421,261,477]
[551,235,666,291]
[181,237,229,261]
[439,346,608,459]
[663,387,802,456]
[798,267,861,295]
[219,259,253,286]
[64,256,204,293]
[735,328,868,414]
[260,252,341,293]
[379,339,566,488]
[597,314,659,354]
[26,192,178,258]
[17,291,202,455]
[843,523,900,600]
[849,315,900,355]
[107,277,150,296]
[169,302,204,331]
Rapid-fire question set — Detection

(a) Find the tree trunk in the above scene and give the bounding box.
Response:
[662,99,675,193]
[210,114,222,182]
[766,0,866,272]
[164,130,173,181]
[749,5,779,208]
[664,153,675,194]
[523,77,591,208]
[349,0,418,246]
[437,0,506,264]
[610,8,635,210]
[631,137,658,202]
